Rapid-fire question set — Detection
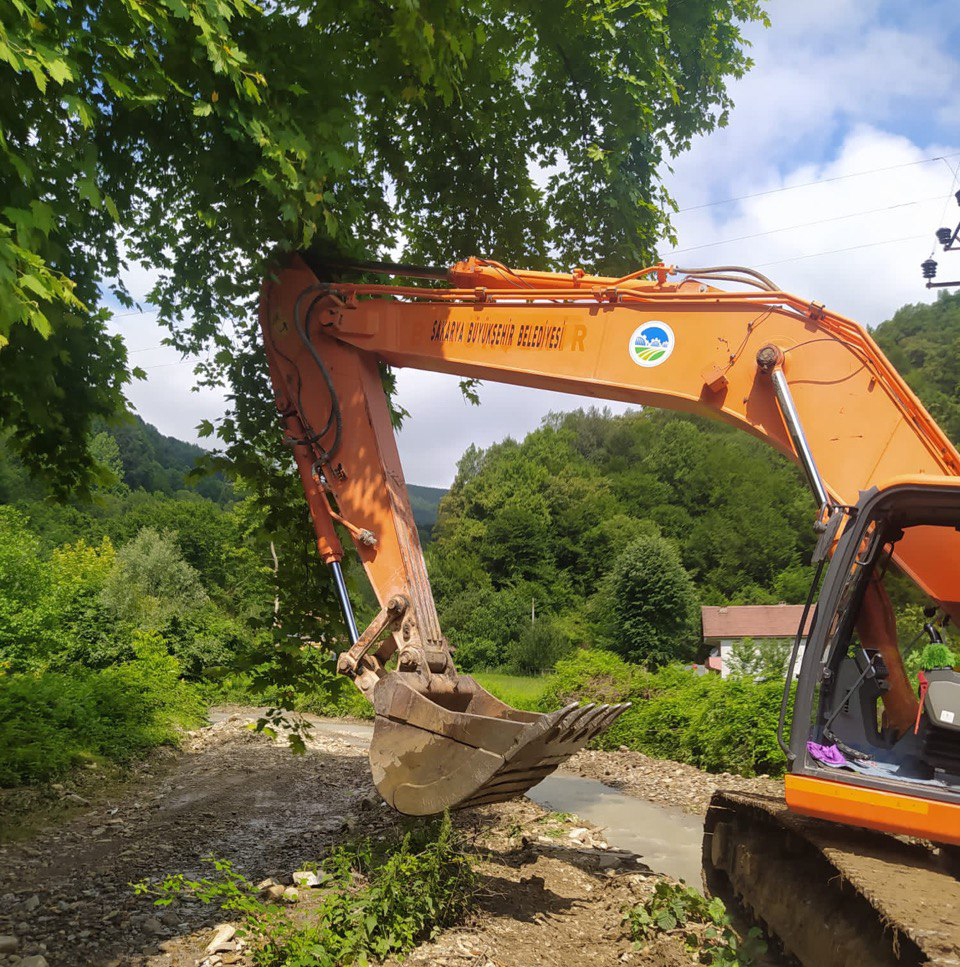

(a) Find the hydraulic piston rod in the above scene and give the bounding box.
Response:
[329,560,359,644]
[757,345,831,516]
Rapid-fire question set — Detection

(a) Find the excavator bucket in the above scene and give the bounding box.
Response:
[369,671,630,815]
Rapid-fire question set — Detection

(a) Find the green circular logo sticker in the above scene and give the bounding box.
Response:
[629,322,675,367]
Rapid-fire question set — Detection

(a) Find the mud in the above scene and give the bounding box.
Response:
[0,710,696,967]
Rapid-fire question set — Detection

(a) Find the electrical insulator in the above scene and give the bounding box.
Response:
[922,258,938,280]
[936,228,954,247]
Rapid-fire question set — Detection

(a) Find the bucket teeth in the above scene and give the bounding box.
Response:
[456,701,631,810]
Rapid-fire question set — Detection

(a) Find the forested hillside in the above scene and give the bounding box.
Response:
[873,290,960,442]
[428,409,815,670]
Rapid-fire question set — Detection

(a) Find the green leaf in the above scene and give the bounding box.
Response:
[193,101,213,117]
[103,195,121,224]
[19,273,52,300]
[46,57,73,85]
[77,178,102,208]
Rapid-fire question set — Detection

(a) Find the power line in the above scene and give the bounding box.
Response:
[677,151,960,214]
[141,360,196,370]
[109,308,157,318]
[662,194,944,257]
[753,233,929,269]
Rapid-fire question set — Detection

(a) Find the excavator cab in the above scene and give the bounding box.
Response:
[783,478,960,844]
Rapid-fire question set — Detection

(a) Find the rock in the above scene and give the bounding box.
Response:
[142,916,165,935]
[22,896,39,913]
[568,827,589,842]
[292,870,323,888]
[0,937,18,954]
[141,945,161,956]
[281,887,299,904]
[619,745,629,752]
[205,924,236,954]
[159,908,179,926]
[19,957,49,967]
[257,879,285,901]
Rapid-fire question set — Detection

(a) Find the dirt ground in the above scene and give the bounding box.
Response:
[566,748,784,816]
[0,711,698,967]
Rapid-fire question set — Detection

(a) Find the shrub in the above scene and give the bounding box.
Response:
[540,648,639,707]
[450,635,503,672]
[0,633,204,786]
[138,814,476,967]
[540,649,791,777]
[905,641,960,677]
[505,619,572,674]
[726,636,792,682]
[624,881,766,965]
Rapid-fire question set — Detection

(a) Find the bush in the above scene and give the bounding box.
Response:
[540,648,639,707]
[505,619,572,674]
[624,881,766,965]
[139,814,476,966]
[450,635,503,672]
[905,641,960,677]
[0,633,204,786]
[540,649,791,777]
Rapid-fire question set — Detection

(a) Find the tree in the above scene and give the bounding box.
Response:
[727,636,791,681]
[101,527,208,630]
[604,534,697,667]
[2,0,766,501]
[506,619,572,675]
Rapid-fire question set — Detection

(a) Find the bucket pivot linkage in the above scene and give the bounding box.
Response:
[335,592,630,816]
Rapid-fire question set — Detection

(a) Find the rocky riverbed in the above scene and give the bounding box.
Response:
[566,747,784,816]
[0,711,714,967]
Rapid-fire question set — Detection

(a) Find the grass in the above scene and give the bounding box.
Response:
[472,671,555,711]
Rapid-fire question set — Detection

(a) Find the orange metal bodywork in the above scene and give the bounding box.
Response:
[259,254,960,832]
[786,774,960,845]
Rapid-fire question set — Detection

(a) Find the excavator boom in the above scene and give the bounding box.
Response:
[259,253,960,826]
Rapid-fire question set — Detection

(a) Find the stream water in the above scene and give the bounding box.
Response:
[301,718,708,889]
[528,773,705,887]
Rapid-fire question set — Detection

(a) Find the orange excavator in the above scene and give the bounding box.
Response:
[260,254,960,965]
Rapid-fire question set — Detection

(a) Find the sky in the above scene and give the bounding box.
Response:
[110,0,960,488]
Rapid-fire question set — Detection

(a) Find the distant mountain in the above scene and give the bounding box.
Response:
[104,415,232,503]
[408,483,447,543]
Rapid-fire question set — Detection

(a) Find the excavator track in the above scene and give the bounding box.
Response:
[703,791,960,967]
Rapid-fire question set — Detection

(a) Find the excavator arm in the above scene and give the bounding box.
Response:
[258,253,960,815]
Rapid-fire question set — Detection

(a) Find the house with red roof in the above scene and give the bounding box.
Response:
[702,604,814,678]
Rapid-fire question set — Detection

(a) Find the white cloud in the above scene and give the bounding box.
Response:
[665,125,959,325]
